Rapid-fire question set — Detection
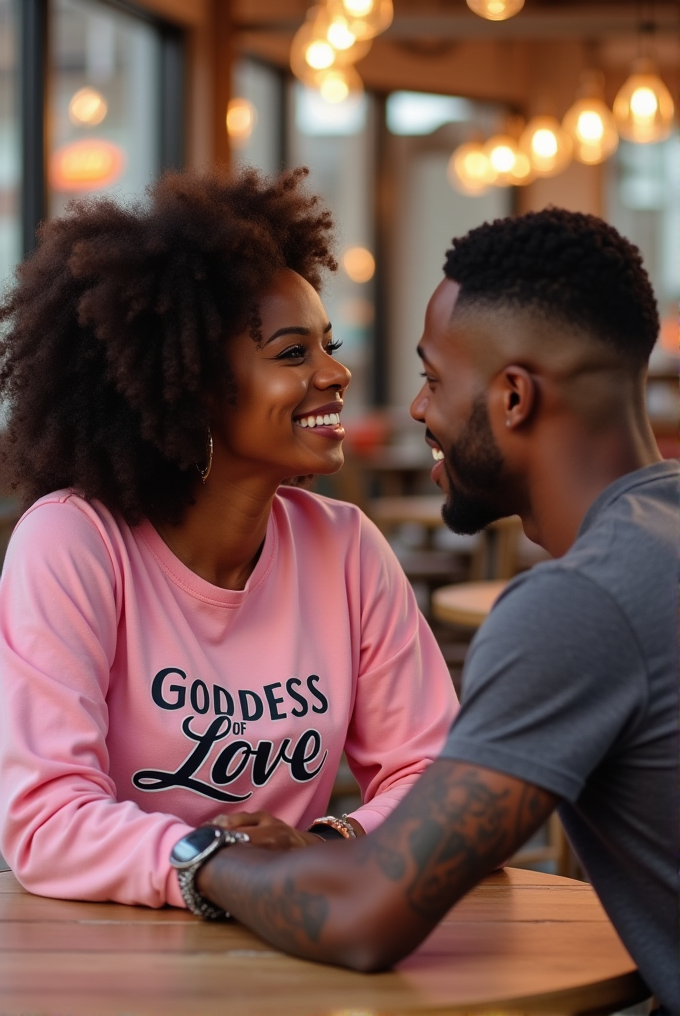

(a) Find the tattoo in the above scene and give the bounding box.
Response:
[357,761,553,920]
[228,872,329,946]
[355,836,406,880]
[515,782,547,841]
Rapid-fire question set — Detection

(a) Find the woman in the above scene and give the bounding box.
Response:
[0,168,457,910]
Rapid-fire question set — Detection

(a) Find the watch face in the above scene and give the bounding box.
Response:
[170,826,221,867]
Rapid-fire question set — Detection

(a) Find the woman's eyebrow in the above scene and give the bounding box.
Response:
[264,322,332,345]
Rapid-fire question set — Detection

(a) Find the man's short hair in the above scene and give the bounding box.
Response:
[444,208,659,365]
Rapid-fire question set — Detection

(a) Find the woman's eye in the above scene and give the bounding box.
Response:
[277,344,307,360]
[420,371,436,384]
[326,339,343,355]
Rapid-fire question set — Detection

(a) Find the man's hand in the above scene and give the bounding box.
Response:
[196,760,558,971]
[211,811,321,849]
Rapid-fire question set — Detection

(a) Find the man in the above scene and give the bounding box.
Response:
[172,209,680,1013]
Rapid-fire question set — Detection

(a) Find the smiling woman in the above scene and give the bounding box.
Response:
[0,168,458,912]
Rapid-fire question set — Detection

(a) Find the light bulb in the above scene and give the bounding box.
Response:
[448,142,497,195]
[310,64,364,104]
[319,70,350,103]
[483,134,533,186]
[327,17,356,50]
[327,0,393,41]
[614,60,675,143]
[563,97,618,165]
[226,98,257,143]
[306,39,335,69]
[466,0,525,21]
[68,87,108,126]
[520,115,572,177]
[345,0,375,15]
[342,246,375,282]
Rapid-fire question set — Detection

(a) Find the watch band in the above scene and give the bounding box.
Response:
[170,826,250,920]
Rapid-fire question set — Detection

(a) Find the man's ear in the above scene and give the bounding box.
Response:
[492,365,537,431]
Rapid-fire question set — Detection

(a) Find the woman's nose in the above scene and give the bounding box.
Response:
[316,356,351,391]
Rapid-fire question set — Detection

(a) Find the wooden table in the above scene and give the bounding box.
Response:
[432,579,509,629]
[0,867,647,1015]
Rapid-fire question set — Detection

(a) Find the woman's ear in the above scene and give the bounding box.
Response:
[497,365,537,431]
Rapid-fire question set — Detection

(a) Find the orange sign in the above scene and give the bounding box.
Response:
[50,139,126,191]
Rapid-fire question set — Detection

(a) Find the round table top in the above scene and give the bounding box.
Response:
[0,867,646,1015]
[432,579,508,629]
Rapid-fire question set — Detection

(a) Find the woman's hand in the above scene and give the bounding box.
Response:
[211,810,322,850]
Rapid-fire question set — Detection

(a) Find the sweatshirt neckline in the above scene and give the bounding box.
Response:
[135,505,278,607]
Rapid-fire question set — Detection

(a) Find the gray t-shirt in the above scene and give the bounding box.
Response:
[440,461,680,1013]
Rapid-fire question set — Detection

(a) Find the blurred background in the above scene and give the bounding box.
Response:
[0,0,678,872]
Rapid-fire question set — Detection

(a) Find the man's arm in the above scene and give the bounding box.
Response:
[197,758,557,970]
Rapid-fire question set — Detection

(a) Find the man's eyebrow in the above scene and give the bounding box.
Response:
[264,322,332,345]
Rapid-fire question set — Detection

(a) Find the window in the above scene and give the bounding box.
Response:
[231,58,284,175]
[0,0,183,283]
[288,82,377,414]
[48,0,162,217]
[0,0,19,292]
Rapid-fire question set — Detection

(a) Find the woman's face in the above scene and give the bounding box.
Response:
[213,268,351,484]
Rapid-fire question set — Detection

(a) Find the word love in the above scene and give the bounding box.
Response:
[132,715,327,803]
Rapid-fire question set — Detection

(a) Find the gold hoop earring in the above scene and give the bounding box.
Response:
[197,429,213,484]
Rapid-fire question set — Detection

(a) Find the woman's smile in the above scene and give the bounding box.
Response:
[293,400,344,438]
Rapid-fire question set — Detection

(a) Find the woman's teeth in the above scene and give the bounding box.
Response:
[296,413,341,429]
[432,448,444,461]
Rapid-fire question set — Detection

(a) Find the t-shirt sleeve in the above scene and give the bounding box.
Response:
[439,569,647,801]
[343,514,459,833]
[0,499,192,908]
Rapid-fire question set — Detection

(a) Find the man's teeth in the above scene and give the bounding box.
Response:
[296,413,341,429]
[432,448,445,461]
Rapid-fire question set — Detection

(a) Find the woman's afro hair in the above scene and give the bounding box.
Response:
[0,166,337,524]
[444,207,659,364]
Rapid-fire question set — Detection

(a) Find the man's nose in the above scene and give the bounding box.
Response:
[410,387,428,421]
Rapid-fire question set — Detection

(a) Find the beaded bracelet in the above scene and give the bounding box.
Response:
[308,814,357,840]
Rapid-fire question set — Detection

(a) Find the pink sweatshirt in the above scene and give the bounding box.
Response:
[0,487,457,909]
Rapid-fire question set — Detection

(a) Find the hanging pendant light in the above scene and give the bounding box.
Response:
[520,115,572,177]
[613,57,675,143]
[563,71,618,165]
[290,6,371,87]
[448,141,497,195]
[483,134,533,186]
[327,0,393,41]
[466,0,525,21]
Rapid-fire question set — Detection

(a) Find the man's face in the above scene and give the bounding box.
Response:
[410,279,507,535]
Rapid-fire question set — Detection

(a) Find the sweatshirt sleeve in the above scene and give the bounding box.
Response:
[343,513,459,834]
[0,498,192,908]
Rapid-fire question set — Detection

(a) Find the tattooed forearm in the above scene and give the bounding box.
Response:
[197,761,557,969]
[356,760,556,921]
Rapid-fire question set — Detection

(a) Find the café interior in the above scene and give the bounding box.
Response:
[0,0,678,1012]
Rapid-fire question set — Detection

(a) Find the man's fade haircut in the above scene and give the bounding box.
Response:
[443,207,659,366]
[0,167,337,525]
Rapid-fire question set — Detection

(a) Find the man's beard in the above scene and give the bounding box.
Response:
[440,394,506,535]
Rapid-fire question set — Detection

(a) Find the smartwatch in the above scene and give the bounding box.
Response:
[169,825,249,920]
